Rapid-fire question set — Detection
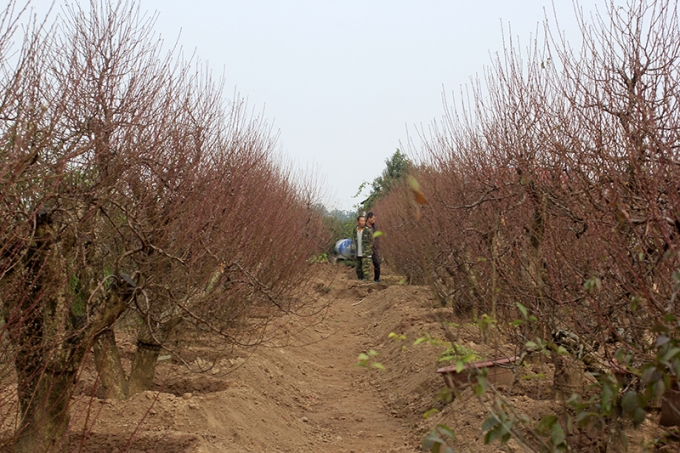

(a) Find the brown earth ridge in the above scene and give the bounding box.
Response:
[7,263,672,452]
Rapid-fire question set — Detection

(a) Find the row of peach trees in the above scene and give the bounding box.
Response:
[377,0,680,450]
[0,1,326,452]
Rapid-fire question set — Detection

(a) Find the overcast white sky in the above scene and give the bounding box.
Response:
[26,0,624,211]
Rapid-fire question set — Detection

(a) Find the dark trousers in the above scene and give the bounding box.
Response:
[372,255,381,282]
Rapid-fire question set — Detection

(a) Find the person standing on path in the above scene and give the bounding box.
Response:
[366,212,381,282]
[352,214,373,281]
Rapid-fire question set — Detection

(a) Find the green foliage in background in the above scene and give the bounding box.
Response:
[318,206,356,255]
[357,149,410,211]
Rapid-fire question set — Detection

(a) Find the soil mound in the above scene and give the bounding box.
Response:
[68,264,422,452]
[23,262,670,452]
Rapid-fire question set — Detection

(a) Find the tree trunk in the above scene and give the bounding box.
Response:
[552,351,584,402]
[14,362,74,453]
[126,323,163,396]
[127,316,183,396]
[94,314,182,399]
[92,325,162,399]
[128,340,161,396]
[93,328,129,400]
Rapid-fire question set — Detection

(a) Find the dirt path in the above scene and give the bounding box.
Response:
[267,270,420,453]
[71,264,425,453]
[6,262,671,452]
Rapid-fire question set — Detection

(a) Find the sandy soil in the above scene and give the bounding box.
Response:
[67,264,428,453]
[4,262,676,452]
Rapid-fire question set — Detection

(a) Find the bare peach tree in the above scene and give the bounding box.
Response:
[0,1,325,452]
[378,0,680,450]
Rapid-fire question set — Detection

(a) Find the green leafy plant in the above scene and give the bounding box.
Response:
[437,343,480,364]
[388,332,407,342]
[534,415,568,452]
[355,350,385,370]
[482,411,515,445]
[422,424,456,453]
[510,302,538,327]
[413,332,448,348]
[308,253,329,263]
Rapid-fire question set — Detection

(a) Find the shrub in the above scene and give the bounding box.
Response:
[377,0,680,449]
[0,1,326,451]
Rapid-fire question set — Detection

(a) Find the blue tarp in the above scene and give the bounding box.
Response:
[334,238,354,259]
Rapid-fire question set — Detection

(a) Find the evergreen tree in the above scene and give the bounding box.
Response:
[360,149,410,210]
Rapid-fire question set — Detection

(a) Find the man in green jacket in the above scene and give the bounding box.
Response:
[352,215,373,281]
